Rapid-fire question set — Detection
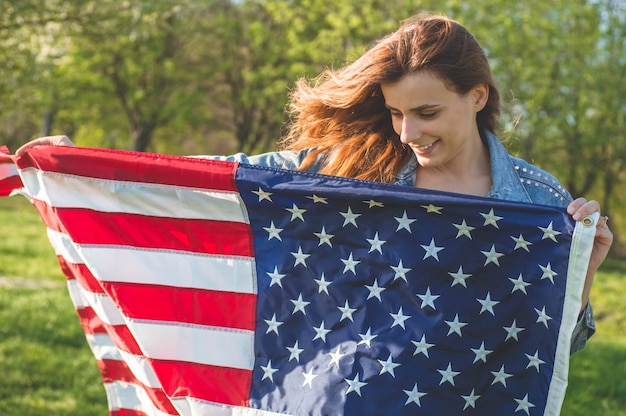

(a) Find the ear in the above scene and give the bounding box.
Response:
[470,83,489,111]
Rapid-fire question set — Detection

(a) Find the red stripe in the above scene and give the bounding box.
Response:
[99,359,179,415]
[150,359,252,407]
[110,410,149,416]
[75,307,143,356]
[15,145,239,191]
[34,201,253,257]
[102,282,256,331]
[0,175,22,196]
[59,256,106,294]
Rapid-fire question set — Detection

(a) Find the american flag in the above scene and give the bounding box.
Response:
[1,145,595,415]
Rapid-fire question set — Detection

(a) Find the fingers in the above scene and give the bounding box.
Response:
[15,135,74,157]
[567,197,601,221]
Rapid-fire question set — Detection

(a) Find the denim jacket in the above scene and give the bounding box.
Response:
[211,130,595,354]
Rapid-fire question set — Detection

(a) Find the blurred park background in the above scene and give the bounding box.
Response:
[1,0,625,414]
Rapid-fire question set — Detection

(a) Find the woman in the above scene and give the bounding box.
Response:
[18,14,613,353]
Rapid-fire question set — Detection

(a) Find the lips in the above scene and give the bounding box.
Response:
[414,139,439,153]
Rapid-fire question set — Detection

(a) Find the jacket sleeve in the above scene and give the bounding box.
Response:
[570,301,596,354]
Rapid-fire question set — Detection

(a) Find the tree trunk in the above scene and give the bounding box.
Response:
[40,110,56,136]
[131,123,156,152]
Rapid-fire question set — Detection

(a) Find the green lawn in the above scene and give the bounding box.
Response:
[1,195,625,415]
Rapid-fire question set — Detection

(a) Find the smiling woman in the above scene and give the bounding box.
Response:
[12,12,614,415]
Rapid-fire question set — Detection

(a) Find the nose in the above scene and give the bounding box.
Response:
[399,117,422,145]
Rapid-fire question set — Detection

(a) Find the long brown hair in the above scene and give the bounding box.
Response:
[280,14,500,183]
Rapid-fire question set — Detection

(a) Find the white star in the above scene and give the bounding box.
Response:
[357,328,377,347]
[491,365,513,386]
[525,350,545,371]
[482,244,504,266]
[462,389,481,410]
[364,199,384,208]
[378,354,400,377]
[340,206,361,227]
[448,265,472,288]
[291,246,310,267]
[302,368,318,388]
[481,208,503,228]
[267,267,286,288]
[454,219,475,239]
[391,260,411,283]
[471,341,493,363]
[328,346,347,368]
[514,394,535,415]
[290,293,310,315]
[411,335,434,357]
[421,238,444,261]
[404,383,427,407]
[437,362,460,386]
[263,221,283,241]
[252,187,272,202]
[504,319,525,341]
[314,273,332,294]
[390,307,411,329]
[509,273,531,295]
[314,226,334,247]
[345,374,367,396]
[286,340,304,362]
[538,221,561,242]
[307,194,328,204]
[365,279,386,301]
[445,314,467,337]
[366,232,386,254]
[421,204,443,214]
[264,314,283,335]
[417,287,440,310]
[477,292,500,315]
[286,203,306,222]
[312,321,331,342]
[395,210,416,232]
[260,360,278,382]
[340,252,360,274]
[338,300,357,322]
[511,234,533,252]
[535,306,552,328]
[539,262,558,283]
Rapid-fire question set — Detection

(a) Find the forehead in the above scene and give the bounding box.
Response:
[381,71,459,107]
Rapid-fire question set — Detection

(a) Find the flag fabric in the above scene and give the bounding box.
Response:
[1,145,596,416]
[0,146,22,197]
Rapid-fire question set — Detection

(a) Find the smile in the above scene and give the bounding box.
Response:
[415,140,438,151]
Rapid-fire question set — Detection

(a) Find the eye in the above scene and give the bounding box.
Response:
[389,110,403,119]
[420,111,438,119]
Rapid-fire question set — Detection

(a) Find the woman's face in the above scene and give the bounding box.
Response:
[381,71,488,171]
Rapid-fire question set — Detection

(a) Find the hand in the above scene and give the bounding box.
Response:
[567,197,613,312]
[16,135,74,157]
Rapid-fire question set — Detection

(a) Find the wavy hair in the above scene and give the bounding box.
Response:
[280,14,500,183]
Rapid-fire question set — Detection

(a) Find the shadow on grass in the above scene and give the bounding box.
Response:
[563,339,626,416]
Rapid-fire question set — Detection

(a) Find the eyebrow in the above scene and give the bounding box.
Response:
[384,103,440,112]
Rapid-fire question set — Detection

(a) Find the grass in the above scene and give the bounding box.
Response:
[1,195,625,415]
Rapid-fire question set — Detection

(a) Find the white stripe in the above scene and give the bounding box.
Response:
[20,168,247,223]
[48,228,84,264]
[67,278,90,309]
[86,333,123,361]
[104,381,174,416]
[83,246,256,294]
[119,350,163,389]
[171,397,291,416]
[68,278,126,325]
[0,162,18,179]
[545,212,598,416]
[127,319,255,371]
